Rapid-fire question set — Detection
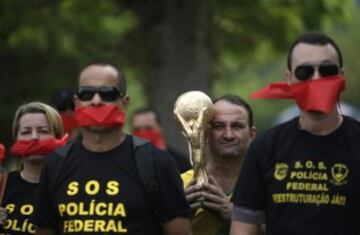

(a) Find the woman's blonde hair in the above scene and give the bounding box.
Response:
[12,102,64,139]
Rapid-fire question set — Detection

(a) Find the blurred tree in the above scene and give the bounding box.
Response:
[0,0,354,157]
[0,0,142,165]
[332,7,360,106]
[124,0,353,151]
[213,1,360,132]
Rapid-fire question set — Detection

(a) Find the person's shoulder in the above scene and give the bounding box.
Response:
[5,171,30,189]
[45,138,82,172]
[255,117,298,145]
[150,145,173,161]
[131,135,180,173]
[245,118,298,163]
[268,117,297,135]
[50,137,81,158]
[341,115,360,134]
[6,170,19,181]
[122,134,133,147]
[149,145,182,173]
[130,134,172,162]
[343,115,360,127]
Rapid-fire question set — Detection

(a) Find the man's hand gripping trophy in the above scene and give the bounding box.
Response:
[174,91,214,186]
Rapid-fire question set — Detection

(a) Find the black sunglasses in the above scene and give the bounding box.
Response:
[294,63,339,81]
[77,86,124,102]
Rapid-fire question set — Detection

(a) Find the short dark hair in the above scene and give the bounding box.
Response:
[81,62,127,97]
[132,107,162,125]
[213,94,254,127]
[287,32,343,70]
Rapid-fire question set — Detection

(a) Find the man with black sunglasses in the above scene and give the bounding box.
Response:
[34,63,191,235]
[230,32,360,235]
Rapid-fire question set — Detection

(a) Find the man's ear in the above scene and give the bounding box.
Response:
[121,96,130,110]
[250,126,257,140]
[73,95,79,107]
[286,70,292,85]
[340,67,345,76]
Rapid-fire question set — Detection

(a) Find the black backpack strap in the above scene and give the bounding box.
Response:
[55,142,74,158]
[132,136,159,210]
[48,142,75,190]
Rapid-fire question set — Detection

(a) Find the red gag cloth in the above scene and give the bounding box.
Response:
[60,112,78,133]
[75,105,126,128]
[133,130,166,150]
[10,134,68,157]
[0,143,5,162]
[251,75,345,113]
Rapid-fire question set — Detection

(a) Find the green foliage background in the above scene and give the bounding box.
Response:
[1,0,359,167]
[213,1,360,131]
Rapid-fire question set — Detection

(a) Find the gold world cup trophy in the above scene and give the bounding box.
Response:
[174,91,214,186]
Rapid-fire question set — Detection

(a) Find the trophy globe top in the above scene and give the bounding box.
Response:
[174,91,213,123]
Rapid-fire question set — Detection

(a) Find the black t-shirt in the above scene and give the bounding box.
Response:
[232,116,360,235]
[0,171,38,235]
[34,135,190,234]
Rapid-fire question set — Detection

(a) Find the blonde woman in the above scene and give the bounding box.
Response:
[0,102,66,234]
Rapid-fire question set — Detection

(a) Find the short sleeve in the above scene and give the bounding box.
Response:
[153,148,191,222]
[232,136,267,211]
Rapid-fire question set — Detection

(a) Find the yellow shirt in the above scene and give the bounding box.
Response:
[181,170,231,235]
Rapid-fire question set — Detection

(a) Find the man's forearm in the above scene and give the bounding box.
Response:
[162,217,191,235]
[230,220,260,235]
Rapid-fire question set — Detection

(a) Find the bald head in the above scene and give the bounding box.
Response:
[79,63,126,96]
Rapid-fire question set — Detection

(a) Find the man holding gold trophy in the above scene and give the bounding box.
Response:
[174,92,256,235]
